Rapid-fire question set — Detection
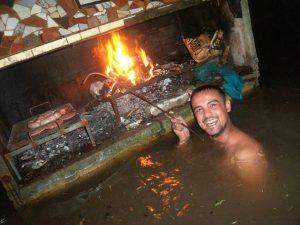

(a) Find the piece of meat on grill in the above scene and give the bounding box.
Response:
[28,120,40,130]
[27,105,72,130]
[29,122,58,136]
[60,111,76,121]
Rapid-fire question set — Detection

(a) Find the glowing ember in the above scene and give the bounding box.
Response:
[95,33,154,87]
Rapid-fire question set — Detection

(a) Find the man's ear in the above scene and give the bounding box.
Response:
[225,99,231,112]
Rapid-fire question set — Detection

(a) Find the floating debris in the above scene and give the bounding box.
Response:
[214,199,226,207]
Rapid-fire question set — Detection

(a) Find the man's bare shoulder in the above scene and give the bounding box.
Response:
[230,129,264,163]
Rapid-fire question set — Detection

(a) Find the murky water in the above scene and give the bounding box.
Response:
[5,86,300,225]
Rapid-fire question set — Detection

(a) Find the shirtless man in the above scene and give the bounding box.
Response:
[170,85,264,163]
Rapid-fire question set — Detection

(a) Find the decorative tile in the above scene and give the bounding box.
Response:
[99,19,124,33]
[4,30,14,36]
[131,0,145,8]
[161,0,177,4]
[13,4,31,19]
[47,15,59,27]
[79,23,88,31]
[53,17,69,28]
[80,27,99,39]
[84,7,97,16]
[59,0,77,15]
[1,14,9,25]
[22,15,47,27]
[74,11,86,18]
[14,23,25,35]
[0,6,19,18]
[36,12,48,20]
[93,11,106,17]
[146,1,165,9]
[0,45,9,57]
[95,4,104,12]
[87,17,100,28]
[68,24,80,33]
[107,7,118,21]
[22,25,41,38]
[10,36,24,54]
[3,49,32,66]
[1,36,16,48]
[41,27,60,43]
[117,8,130,18]
[101,2,112,9]
[66,33,81,44]
[0,56,11,69]
[34,30,43,35]
[95,5,106,15]
[48,6,57,14]
[50,12,60,18]
[57,5,67,17]
[110,1,116,7]
[32,37,68,56]
[6,17,19,30]
[0,44,9,58]
[31,4,42,15]
[45,0,58,7]
[0,20,6,32]
[58,28,72,36]
[113,0,128,7]
[17,0,36,8]
[72,17,87,25]
[23,33,42,48]
[129,7,143,14]
[36,0,49,10]
[96,14,108,24]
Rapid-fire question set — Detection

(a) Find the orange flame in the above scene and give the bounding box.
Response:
[96,33,154,86]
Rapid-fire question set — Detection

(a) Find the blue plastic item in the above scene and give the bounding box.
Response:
[192,62,243,100]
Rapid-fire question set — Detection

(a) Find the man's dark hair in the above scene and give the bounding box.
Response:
[191,85,226,102]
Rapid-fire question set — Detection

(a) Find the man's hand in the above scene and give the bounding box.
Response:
[167,112,190,144]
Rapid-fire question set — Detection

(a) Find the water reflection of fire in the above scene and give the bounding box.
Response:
[137,155,190,219]
[138,155,162,167]
[95,33,154,89]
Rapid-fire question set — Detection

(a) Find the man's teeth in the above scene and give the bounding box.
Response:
[205,118,218,127]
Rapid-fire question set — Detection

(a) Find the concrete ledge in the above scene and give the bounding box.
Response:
[19,103,194,205]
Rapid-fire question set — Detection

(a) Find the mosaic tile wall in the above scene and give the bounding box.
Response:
[0,0,177,59]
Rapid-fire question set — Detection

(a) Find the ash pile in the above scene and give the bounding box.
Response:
[16,128,90,181]
[15,67,193,183]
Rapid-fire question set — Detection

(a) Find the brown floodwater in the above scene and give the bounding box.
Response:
[11,86,300,225]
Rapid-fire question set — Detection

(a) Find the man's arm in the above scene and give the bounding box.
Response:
[169,115,190,144]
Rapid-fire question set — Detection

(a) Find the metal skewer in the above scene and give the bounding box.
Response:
[129,90,203,141]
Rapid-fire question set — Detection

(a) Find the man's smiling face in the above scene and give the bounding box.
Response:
[191,89,231,137]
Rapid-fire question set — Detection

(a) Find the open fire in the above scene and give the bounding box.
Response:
[94,33,154,92]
